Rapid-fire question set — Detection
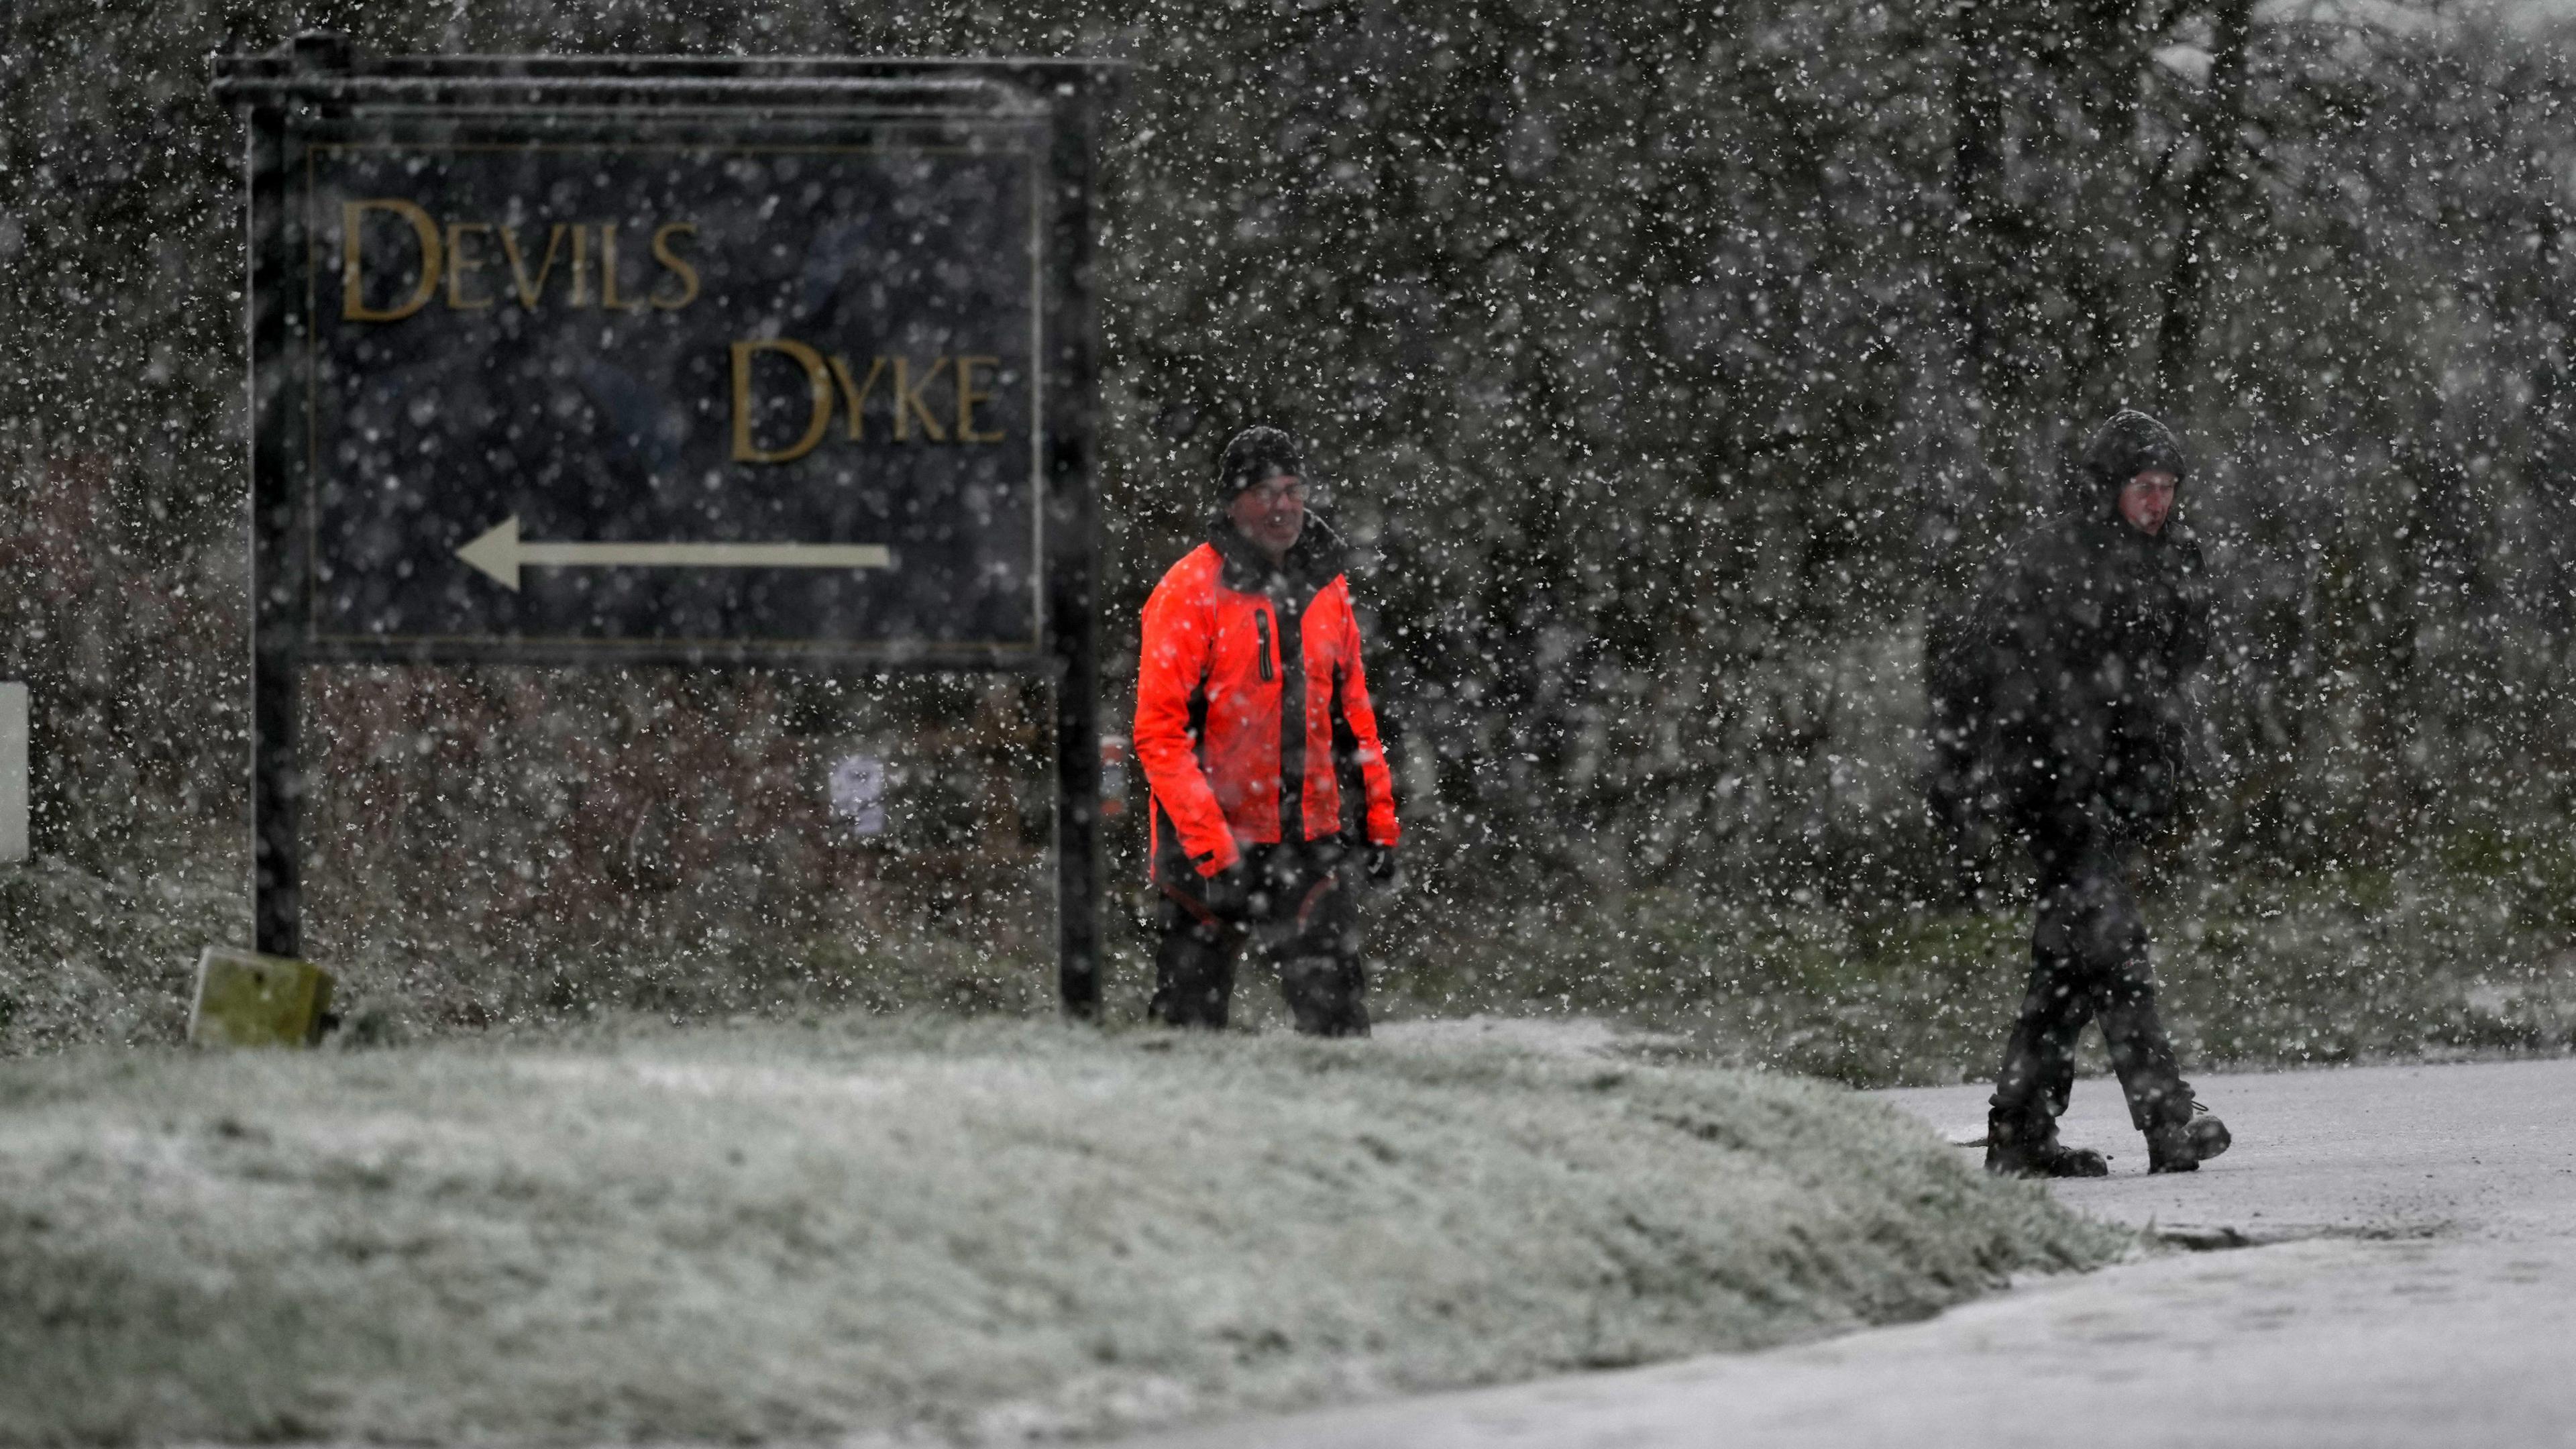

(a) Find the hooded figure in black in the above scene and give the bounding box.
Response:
[1945,409,2232,1176]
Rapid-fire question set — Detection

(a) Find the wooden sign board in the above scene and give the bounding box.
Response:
[216,40,1113,1014]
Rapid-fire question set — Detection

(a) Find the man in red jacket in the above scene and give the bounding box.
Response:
[1133,426,1402,1036]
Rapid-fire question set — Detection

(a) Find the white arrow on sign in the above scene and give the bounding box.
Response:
[455,515,895,592]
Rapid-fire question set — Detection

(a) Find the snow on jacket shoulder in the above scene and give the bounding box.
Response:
[1133,520,1400,880]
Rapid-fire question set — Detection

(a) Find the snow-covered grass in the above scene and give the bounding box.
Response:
[1383,855,2576,1086]
[0,849,239,1051]
[7,826,2575,1090]
[0,1016,2115,1445]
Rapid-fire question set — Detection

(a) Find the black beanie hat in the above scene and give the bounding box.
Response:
[2079,409,2189,497]
[1217,425,1304,502]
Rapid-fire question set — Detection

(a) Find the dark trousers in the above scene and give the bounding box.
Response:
[1990,835,2194,1135]
[1149,843,1368,1037]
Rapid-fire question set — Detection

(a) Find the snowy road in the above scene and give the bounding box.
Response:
[1124,1055,2576,1449]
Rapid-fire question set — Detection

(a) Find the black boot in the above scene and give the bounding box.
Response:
[2145,1101,2231,1173]
[1279,954,1369,1038]
[1985,1108,2109,1178]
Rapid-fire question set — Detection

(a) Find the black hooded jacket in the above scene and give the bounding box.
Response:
[1929,411,2212,846]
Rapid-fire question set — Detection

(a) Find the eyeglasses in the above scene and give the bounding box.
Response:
[1244,477,1306,506]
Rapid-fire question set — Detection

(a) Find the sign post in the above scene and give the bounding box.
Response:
[215,37,1114,1016]
[0,682,25,864]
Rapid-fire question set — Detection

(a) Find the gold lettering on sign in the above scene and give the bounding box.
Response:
[894,356,951,442]
[599,225,644,313]
[342,199,443,322]
[341,203,701,321]
[955,356,1004,443]
[828,355,890,439]
[444,223,495,310]
[500,224,572,309]
[571,225,597,309]
[732,345,1016,462]
[731,339,837,464]
[650,223,701,310]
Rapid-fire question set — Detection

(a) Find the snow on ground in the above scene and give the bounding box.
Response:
[1122,1057,2576,1448]
[0,1014,2114,1445]
[1370,1012,1682,1059]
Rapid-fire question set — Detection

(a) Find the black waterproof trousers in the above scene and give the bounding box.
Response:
[1990,833,2196,1135]
[1149,841,1368,1037]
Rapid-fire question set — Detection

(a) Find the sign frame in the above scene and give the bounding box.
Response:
[215,36,1116,1016]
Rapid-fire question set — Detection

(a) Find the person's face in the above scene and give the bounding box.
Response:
[2118,470,2177,536]
[1228,473,1306,560]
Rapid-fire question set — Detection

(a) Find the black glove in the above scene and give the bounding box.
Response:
[1197,862,1253,921]
[1362,843,1401,890]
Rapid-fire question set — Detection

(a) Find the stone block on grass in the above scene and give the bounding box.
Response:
[189,947,335,1048]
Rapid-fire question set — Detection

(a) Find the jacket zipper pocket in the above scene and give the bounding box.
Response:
[1254,610,1276,682]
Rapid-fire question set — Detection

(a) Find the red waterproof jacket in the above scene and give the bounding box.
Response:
[1134,519,1401,880]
